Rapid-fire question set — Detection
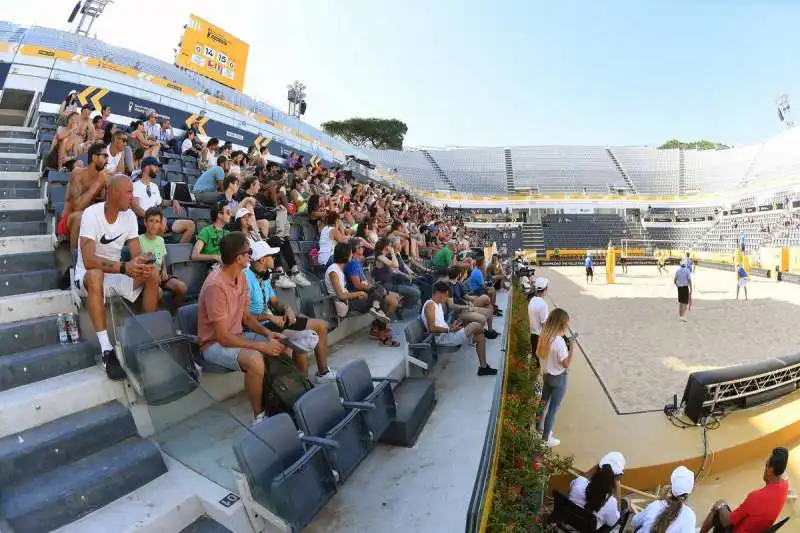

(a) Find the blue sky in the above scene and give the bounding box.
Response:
[3,0,797,147]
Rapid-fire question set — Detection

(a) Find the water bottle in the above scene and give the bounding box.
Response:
[66,314,80,344]
[57,314,68,345]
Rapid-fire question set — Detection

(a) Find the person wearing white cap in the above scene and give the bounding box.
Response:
[631,465,696,533]
[569,452,626,528]
[528,277,550,355]
[674,259,693,322]
[245,241,337,383]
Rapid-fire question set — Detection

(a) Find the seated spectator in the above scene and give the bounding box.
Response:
[130,119,159,159]
[180,129,200,157]
[568,452,626,529]
[192,156,231,204]
[105,130,127,174]
[192,203,231,263]
[199,137,220,171]
[217,175,240,212]
[345,239,400,331]
[138,207,187,315]
[446,264,498,338]
[75,175,160,380]
[229,150,245,176]
[432,239,458,274]
[91,115,104,142]
[157,118,174,152]
[699,448,789,533]
[319,212,350,266]
[132,157,196,243]
[76,104,95,153]
[245,241,336,381]
[421,281,496,376]
[59,142,110,250]
[46,111,80,171]
[325,242,390,325]
[632,466,696,533]
[468,255,500,315]
[197,232,290,421]
[374,236,421,310]
[98,105,112,131]
[487,254,508,290]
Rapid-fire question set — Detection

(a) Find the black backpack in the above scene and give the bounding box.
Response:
[262,354,314,417]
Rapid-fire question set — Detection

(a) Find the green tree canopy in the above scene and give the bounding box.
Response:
[321,118,408,150]
[658,139,731,150]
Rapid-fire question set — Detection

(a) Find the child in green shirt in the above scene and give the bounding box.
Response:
[139,207,187,315]
[191,203,232,262]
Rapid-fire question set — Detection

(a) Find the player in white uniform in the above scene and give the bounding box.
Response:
[76,174,160,380]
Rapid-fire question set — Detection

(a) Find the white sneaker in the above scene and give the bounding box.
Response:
[252,412,265,426]
[546,436,561,447]
[679,316,687,322]
[315,369,338,383]
[291,271,312,287]
[369,303,390,324]
[275,274,297,289]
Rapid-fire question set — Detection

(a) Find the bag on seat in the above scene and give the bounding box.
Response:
[263,354,313,417]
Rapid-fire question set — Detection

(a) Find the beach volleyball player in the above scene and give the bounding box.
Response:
[736,263,748,301]
[585,252,593,283]
[657,251,666,277]
[674,259,693,321]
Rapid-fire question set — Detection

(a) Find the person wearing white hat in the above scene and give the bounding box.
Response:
[245,241,337,383]
[568,452,626,528]
[674,259,693,322]
[528,277,550,355]
[631,465,696,533]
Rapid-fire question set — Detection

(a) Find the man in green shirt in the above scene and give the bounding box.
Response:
[192,203,232,262]
[433,239,457,274]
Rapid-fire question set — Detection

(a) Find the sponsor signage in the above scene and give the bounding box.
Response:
[175,14,249,91]
[730,208,743,215]
[744,206,757,213]
[758,204,773,212]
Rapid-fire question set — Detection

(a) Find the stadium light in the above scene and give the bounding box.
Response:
[776,94,794,129]
[287,80,307,118]
[71,0,114,36]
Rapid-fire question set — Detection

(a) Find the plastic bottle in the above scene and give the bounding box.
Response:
[57,314,68,345]
[66,314,80,344]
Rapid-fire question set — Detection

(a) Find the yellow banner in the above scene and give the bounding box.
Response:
[175,14,249,92]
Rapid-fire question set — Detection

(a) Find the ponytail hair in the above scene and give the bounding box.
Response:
[584,464,616,514]
[652,493,687,533]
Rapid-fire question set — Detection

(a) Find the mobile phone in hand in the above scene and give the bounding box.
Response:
[567,332,579,341]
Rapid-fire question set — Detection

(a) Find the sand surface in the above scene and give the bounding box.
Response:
[537,265,800,413]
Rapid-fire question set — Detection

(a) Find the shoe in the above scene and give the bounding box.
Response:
[274,274,297,289]
[252,412,265,426]
[477,365,498,376]
[369,303,390,324]
[484,329,500,339]
[315,369,338,383]
[291,271,312,287]
[102,349,125,381]
[679,316,687,322]
[546,436,561,447]
[493,310,503,317]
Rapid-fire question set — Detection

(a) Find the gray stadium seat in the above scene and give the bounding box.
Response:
[176,303,231,374]
[335,360,397,443]
[233,413,337,531]
[297,282,337,331]
[292,383,371,484]
[117,310,198,405]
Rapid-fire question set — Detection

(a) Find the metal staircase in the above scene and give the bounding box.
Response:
[504,148,516,193]
[420,150,456,192]
[605,147,638,196]
[522,222,545,256]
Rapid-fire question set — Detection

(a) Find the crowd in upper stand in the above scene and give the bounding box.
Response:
[44,93,507,416]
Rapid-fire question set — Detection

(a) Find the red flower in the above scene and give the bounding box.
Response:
[505,422,518,435]
[514,457,524,469]
[533,462,541,472]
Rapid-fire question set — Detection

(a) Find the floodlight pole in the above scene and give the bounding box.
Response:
[72,0,114,37]
[776,94,794,129]
[286,80,307,118]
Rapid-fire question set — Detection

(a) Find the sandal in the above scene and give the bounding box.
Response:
[379,337,400,347]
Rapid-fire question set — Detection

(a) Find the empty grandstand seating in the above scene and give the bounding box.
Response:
[425,148,508,193]
[609,147,680,196]
[542,214,639,250]
[511,146,630,194]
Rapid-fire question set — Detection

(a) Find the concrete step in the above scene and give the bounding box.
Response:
[0,137,35,145]
[0,235,55,256]
[0,220,48,237]
[0,179,40,188]
[0,401,136,487]
[0,251,57,274]
[0,314,66,355]
[0,143,36,154]
[0,268,61,297]
[0,152,37,161]
[0,197,45,211]
[0,187,41,199]
[0,127,36,139]
[0,437,167,533]
[0,341,95,392]
[179,516,235,533]
[0,289,74,325]
[0,209,47,222]
[0,366,126,439]
[0,171,40,181]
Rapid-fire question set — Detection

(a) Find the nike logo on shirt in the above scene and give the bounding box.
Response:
[99,234,123,245]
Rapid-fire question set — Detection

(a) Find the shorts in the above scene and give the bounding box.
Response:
[263,316,309,332]
[201,331,266,371]
[435,329,469,348]
[77,272,143,303]
[677,285,690,304]
[713,504,733,533]
[586,267,593,277]
[738,278,748,288]
[469,287,486,297]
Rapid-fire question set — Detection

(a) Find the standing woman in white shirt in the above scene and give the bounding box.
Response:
[536,308,573,447]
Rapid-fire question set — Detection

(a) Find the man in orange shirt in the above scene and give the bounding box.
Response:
[197,231,288,422]
[700,447,789,533]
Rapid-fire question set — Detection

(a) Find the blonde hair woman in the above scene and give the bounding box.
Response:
[536,308,574,448]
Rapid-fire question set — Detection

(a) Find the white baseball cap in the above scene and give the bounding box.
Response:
[599,452,625,476]
[670,466,695,496]
[235,207,251,220]
[534,277,549,290]
[250,240,280,261]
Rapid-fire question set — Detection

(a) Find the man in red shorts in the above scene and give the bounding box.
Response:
[699,447,789,533]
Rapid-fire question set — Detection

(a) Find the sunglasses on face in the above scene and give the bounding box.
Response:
[239,248,253,258]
